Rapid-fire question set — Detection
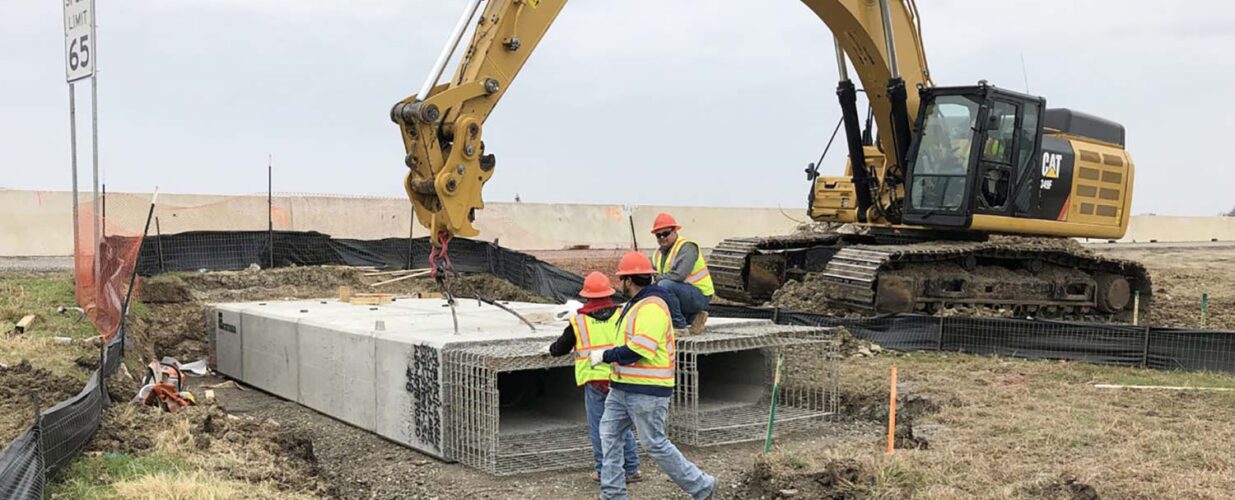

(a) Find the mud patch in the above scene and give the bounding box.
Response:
[740,455,879,500]
[1020,474,1100,500]
[126,303,210,362]
[137,275,194,304]
[88,401,332,496]
[0,360,82,443]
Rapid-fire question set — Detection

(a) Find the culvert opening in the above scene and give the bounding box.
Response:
[495,367,591,474]
[670,329,840,447]
[444,341,592,475]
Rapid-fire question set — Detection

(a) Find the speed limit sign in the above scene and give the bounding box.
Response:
[63,0,95,82]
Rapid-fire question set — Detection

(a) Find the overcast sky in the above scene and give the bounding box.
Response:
[1,0,1231,215]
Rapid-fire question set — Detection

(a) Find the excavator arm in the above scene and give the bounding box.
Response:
[392,0,932,239]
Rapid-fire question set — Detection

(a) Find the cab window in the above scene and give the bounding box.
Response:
[982,101,1017,164]
[908,95,980,213]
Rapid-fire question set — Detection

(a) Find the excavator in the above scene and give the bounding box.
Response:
[391,0,1149,320]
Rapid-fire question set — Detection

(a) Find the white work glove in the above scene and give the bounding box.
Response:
[588,349,607,367]
[555,300,584,320]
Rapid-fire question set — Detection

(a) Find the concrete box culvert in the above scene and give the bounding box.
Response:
[211,298,841,475]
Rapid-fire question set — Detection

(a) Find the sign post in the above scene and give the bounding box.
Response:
[64,0,98,276]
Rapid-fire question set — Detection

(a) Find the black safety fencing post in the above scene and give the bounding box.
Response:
[1140,326,1152,369]
[937,316,946,351]
[98,339,108,406]
[628,214,639,250]
[154,217,165,274]
[407,205,415,270]
[32,393,44,495]
[267,161,274,269]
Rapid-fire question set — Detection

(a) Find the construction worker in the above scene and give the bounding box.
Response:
[650,212,713,334]
[543,272,642,483]
[590,251,716,500]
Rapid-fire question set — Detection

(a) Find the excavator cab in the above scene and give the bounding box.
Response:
[901,84,1045,229]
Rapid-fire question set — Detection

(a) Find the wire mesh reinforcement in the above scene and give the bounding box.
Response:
[671,324,840,447]
[442,338,580,475]
[442,326,841,475]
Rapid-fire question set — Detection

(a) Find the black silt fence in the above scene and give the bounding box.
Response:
[0,329,126,499]
[130,230,1235,376]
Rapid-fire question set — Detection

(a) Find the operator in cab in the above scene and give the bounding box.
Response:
[650,213,713,335]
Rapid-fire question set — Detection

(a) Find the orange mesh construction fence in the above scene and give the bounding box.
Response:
[74,193,149,342]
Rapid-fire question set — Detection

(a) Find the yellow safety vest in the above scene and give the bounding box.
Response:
[570,313,619,386]
[611,296,676,388]
[654,237,714,297]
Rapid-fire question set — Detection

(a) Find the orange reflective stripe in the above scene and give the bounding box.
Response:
[612,365,675,379]
[630,334,658,351]
[577,316,592,348]
[576,343,613,353]
[686,268,710,284]
[626,297,670,332]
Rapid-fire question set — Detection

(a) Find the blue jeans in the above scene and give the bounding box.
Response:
[600,387,715,500]
[585,383,639,475]
[658,279,712,326]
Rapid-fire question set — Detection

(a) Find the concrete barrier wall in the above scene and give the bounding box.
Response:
[0,189,804,256]
[2,188,1232,256]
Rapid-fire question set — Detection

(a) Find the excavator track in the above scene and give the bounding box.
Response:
[711,234,844,303]
[712,233,1150,321]
[821,239,1152,320]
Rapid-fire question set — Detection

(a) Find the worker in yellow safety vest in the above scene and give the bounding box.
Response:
[543,272,642,483]
[588,252,715,500]
[650,212,712,335]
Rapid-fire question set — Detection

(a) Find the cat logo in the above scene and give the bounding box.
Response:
[1041,152,1062,180]
[526,0,540,7]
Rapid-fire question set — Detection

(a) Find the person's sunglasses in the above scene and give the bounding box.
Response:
[654,230,673,239]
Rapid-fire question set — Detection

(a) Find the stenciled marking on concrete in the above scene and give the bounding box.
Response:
[406,344,442,452]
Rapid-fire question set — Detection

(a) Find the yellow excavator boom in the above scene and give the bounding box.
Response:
[391,0,933,239]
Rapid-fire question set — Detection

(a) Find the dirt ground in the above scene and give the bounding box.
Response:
[126,266,546,363]
[7,244,1235,498]
[1091,245,1235,330]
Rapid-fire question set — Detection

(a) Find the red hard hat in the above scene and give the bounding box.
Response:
[650,213,680,233]
[579,271,616,298]
[616,251,656,276]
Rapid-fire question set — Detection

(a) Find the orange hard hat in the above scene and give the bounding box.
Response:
[616,251,656,276]
[650,213,680,233]
[579,271,616,298]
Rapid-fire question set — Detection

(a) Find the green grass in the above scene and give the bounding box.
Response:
[48,452,188,499]
[0,273,98,342]
[1039,358,1235,388]
[0,273,99,381]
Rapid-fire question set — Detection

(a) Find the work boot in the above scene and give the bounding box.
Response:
[591,471,600,482]
[626,470,644,483]
[689,311,709,336]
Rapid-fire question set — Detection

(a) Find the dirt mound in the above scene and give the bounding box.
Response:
[138,275,194,304]
[174,265,367,303]
[740,455,880,499]
[127,303,210,362]
[89,401,332,496]
[767,274,860,316]
[128,266,548,363]
[0,360,84,443]
[0,360,83,441]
